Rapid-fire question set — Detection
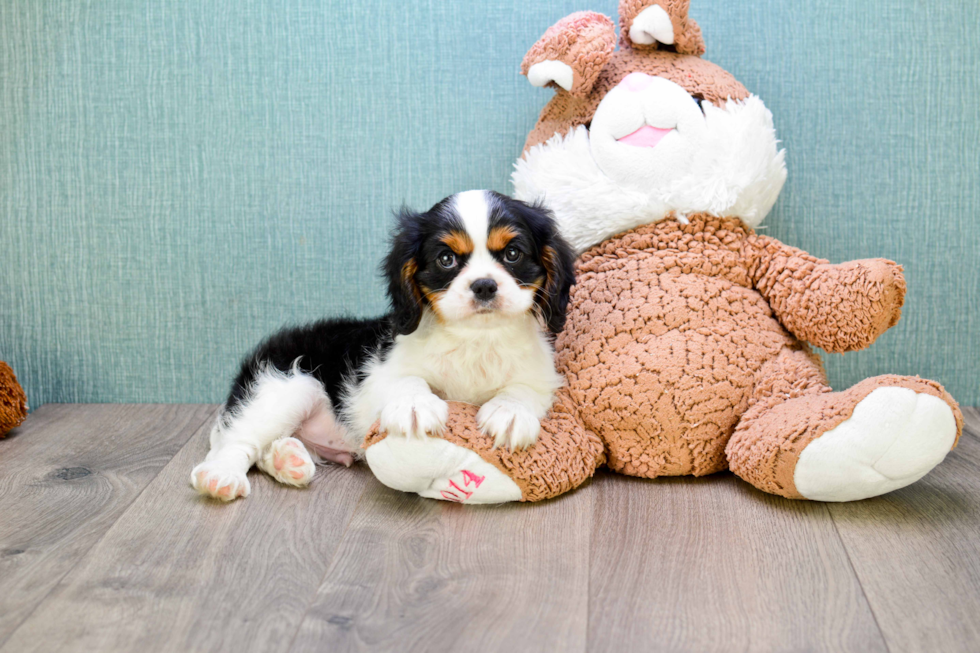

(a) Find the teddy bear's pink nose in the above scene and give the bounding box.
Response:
[621,72,655,92]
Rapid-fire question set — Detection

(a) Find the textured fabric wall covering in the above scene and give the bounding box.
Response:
[1,0,978,408]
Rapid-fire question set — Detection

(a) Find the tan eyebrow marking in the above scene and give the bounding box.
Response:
[439,231,474,255]
[487,225,519,251]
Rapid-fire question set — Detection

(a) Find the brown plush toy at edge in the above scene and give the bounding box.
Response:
[0,362,28,437]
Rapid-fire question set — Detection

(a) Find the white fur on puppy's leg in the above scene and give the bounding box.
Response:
[794,387,958,502]
[190,366,333,500]
[257,437,316,487]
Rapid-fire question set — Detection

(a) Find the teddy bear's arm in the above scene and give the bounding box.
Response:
[744,236,907,353]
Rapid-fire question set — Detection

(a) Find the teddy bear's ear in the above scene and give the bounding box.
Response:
[619,0,705,56]
[520,11,616,99]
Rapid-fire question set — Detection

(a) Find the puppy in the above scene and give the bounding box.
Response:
[191,190,576,500]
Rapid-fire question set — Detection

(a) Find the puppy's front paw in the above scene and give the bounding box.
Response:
[477,397,540,450]
[380,392,449,440]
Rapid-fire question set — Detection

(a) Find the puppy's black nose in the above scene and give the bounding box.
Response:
[470,278,497,301]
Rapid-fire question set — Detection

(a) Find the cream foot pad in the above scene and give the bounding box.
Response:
[366,435,522,504]
[795,387,958,502]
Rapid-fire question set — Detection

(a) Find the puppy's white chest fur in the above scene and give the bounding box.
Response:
[344,310,563,447]
[399,314,558,405]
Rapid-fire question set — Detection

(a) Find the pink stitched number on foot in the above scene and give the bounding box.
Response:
[440,470,485,502]
[446,480,472,501]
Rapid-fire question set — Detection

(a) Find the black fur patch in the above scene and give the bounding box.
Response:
[224,317,393,415]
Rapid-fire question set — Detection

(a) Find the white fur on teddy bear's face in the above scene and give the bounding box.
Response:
[512,75,788,253]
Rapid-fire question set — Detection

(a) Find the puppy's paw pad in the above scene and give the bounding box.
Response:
[477,397,540,450]
[190,462,250,501]
[259,437,315,487]
[380,393,449,439]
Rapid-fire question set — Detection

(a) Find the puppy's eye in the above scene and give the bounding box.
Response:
[503,246,522,264]
[438,252,457,269]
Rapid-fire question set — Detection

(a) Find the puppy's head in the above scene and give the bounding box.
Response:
[384,190,575,336]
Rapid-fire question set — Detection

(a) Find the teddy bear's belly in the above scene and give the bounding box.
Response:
[557,269,797,478]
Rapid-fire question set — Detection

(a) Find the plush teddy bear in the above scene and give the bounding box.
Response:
[362,0,962,503]
[0,361,28,438]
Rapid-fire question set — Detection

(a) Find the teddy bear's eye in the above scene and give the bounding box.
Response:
[691,94,706,114]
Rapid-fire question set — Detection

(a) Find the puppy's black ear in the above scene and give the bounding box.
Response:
[383,208,425,336]
[539,236,576,334]
[521,201,576,335]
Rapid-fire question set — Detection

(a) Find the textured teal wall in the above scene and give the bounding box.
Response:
[2,0,978,408]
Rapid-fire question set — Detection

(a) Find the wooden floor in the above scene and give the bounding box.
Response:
[0,406,978,653]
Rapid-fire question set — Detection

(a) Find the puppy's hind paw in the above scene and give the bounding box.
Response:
[257,437,316,487]
[477,397,541,450]
[191,462,250,501]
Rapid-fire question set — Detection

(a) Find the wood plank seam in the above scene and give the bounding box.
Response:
[826,406,979,653]
[0,405,218,649]
[964,408,980,441]
[826,508,894,653]
[1,409,375,653]
[584,485,594,653]
[283,476,375,652]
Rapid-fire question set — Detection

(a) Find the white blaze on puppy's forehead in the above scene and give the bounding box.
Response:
[452,190,491,251]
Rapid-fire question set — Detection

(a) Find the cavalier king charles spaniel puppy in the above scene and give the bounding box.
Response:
[191,190,575,500]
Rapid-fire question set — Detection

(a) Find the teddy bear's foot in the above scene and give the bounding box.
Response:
[728,374,962,501]
[363,396,605,503]
[256,437,316,487]
[365,435,522,504]
[793,387,957,501]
